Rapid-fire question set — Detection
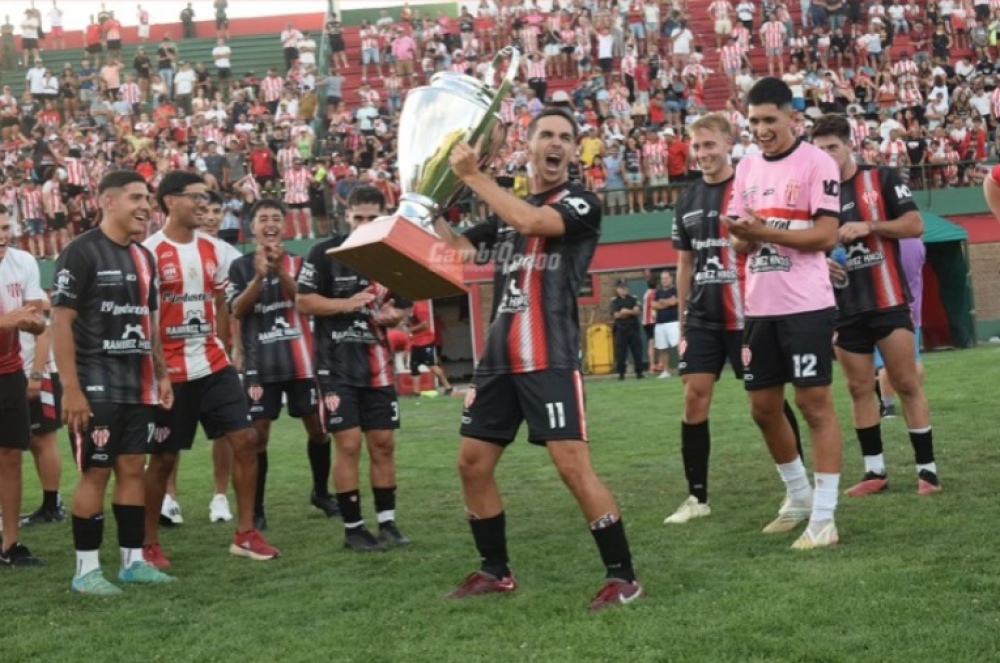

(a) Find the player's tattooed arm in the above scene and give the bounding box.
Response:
[151,311,168,381]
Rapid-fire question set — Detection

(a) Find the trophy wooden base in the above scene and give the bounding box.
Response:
[326,215,467,300]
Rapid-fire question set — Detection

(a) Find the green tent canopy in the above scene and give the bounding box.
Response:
[922,212,967,243]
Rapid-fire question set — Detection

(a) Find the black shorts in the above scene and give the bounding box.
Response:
[835,307,914,355]
[678,326,744,379]
[460,369,587,446]
[599,57,613,73]
[217,67,231,80]
[742,308,836,391]
[318,382,400,433]
[72,403,154,470]
[288,202,309,210]
[152,366,252,453]
[410,344,436,376]
[0,372,31,450]
[49,212,68,230]
[23,38,38,50]
[643,323,655,341]
[216,17,229,29]
[107,39,121,51]
[247,379,318,421]
[86,43,102,54]
[29,373,63,434]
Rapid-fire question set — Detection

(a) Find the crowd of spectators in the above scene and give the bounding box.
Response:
[0,0,998,260]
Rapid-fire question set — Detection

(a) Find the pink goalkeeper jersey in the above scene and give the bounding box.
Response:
[726,139,840,317]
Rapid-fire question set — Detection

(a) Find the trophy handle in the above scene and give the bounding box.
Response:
[486,46,521,99]
[465,46,520,168]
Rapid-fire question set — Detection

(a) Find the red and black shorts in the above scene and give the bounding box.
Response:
[246,379,318,421]
[742,308,836,391]
[678,326,744,380]
[460,368,588,446]
[0,372,31,451]
[318,380,400,433]
[71,403,154,470]
[29,372,63,434]
[835,306,914,355]
[152,366,252,453]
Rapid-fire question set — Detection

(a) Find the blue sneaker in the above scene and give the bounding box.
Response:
[118,560,176,584]
[71,569,123,596]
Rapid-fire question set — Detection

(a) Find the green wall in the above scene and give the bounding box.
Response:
[341,3,459,24]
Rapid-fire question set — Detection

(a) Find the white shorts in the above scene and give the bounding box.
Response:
[138,24,150,38]
[655,321,681,350]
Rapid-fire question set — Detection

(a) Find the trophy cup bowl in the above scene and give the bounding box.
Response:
[327,47,521,300]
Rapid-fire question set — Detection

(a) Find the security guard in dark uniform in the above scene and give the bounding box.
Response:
[610,280,645,380]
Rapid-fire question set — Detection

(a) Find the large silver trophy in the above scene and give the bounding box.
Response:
[328,46,521,300]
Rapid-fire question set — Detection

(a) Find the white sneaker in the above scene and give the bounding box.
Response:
[663,495,711,524]
[209,494,233,523]
[658,371,672,379]
[791,519,839,550]
[160,494,184,525]
[761,493,812,534]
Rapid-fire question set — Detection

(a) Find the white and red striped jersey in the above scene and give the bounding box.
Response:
[708,0,733,20]
[360,27,380,50]
[277,146,298,175]
[849,118,869,149]
[892,59,918,82]
[641,288,656,325]
[42,181,64,215]
[282,28,304,49]
[260,75,284,102]
[816,80,835,103]
[720,43,743,70]
[880,138,907,167]
[526,59,546,79]
[990,87,1000,118]
[868,4,887,20]
[384,75,402,93]
[143,231,232,383]
[761,21,786,49]
[643,141,666,174]
[201,125,224,144]
[19,187,43,219]
[609,87,630,114]
[731,25,751,52]
[64,157,88,187]
[283,167,310,204]
[899,86,923,107]
[120,82,142,104]
[450,61,469,74]
[621,54,637,77]
[861,146,880,165]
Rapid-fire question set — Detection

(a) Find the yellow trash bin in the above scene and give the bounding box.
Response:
[586,324,614,375]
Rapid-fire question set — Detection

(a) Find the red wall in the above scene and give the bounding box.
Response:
[11,12,325,51]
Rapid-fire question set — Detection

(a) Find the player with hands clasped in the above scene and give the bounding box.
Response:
[723,78,844,550]
[435,108,642,611]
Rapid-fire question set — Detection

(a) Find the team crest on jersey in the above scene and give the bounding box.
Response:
[741,345,752,368]
[861,190,880,207]
[496,279,529,314]
[464,386,476,410]
[161,263,180,283]
[153,427,171,444]
[91,427,111,448]
[204,261,217,279]
[324,393,340,413]
[248,384,264,402]
[784,180,802,206]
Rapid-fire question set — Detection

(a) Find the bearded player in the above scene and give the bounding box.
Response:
[810,114,939,496]
[434,107,642,611]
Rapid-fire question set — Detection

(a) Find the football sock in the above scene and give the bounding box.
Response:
[42,490,60,511]
[469,512,510,579]
[776,458,812,503]
[120,547,144,569]
[810,473,840,524]
[856,425,886,474]
[307,435,332,497]
[783,399,805,461]
[254,451,268,517]
[73,513,104,577]
[590,516,636,582]
[681,420,710,503]
[909,427,935,469]
[372,486,396,524]
[336,490,363,529]
[112,504,144,551]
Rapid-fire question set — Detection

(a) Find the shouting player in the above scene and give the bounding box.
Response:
[143,171,279,568]
[228,199,339,528]
[296,186,410,553]
[724,78,844,550]
[53,170,175,594]
[436,107,642,610]
[810,114,939,496]
[666,113,803,524]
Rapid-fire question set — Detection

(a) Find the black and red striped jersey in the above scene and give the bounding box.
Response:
[672,176,746,331]
[296,235,396,389]
[50,229,160,405]
[835,166,915,319]
[463,182,601,375]
[228,251,315,383]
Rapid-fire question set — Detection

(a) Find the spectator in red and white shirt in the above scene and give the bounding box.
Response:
[643,129,668,208]
[260,68,284,115]
[760,15,788,76]
[708,0,734,48]
[281,22,304,72]
[359,20,383,81]
[880,128,909,170]
[19,180,45,258]
[720,35,746,93]
[283,157,313,239]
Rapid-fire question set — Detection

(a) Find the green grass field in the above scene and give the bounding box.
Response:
[3,348,1000,663]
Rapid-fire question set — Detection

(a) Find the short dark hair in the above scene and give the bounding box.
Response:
[810,114,851,143]
[528,107,578,142]
[98,169,147,195]
[206,190,224,206]
[346,185,386,211]
[747,76,793,109]
[249,198,287,219]
[156,170,205,211]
